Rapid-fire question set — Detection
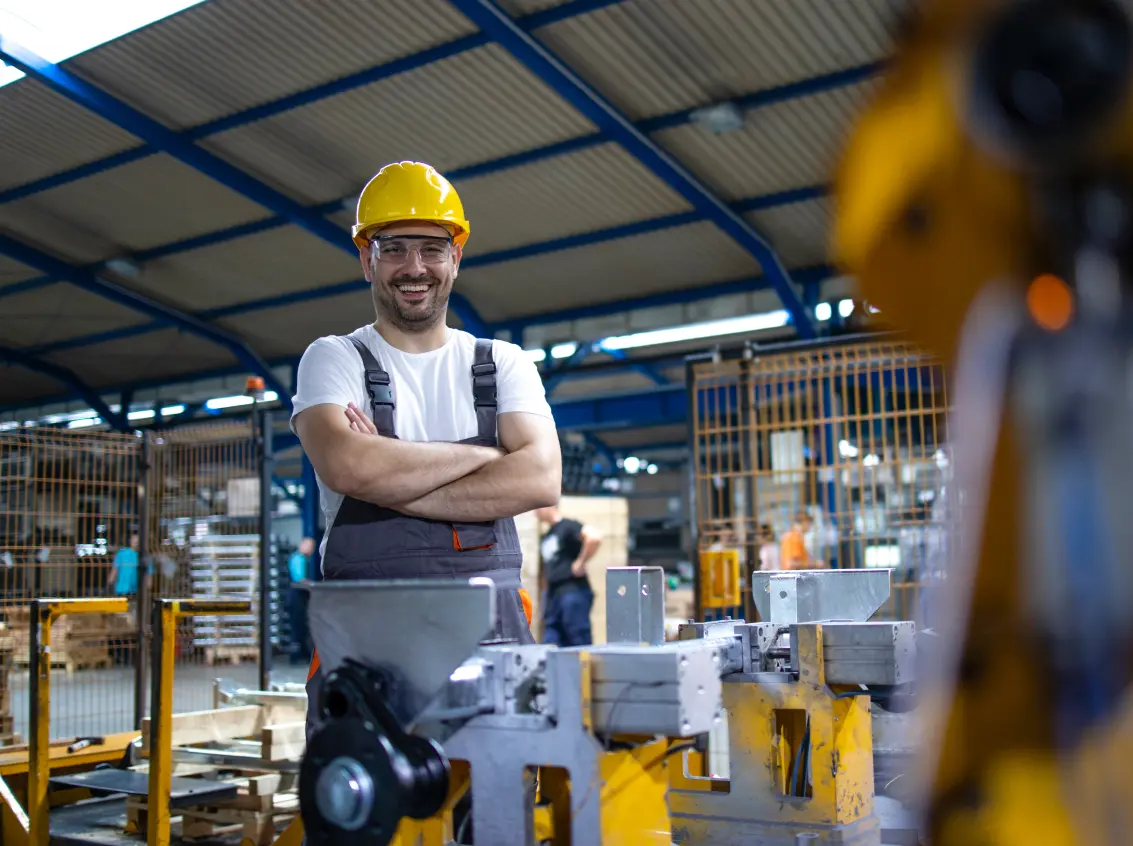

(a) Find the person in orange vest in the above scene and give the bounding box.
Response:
[290,161,562,742]
[780,510,827,570]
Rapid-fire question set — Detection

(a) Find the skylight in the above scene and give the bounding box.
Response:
[0,0,208,89]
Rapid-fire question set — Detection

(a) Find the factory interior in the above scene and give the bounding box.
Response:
[0,0,1128,844]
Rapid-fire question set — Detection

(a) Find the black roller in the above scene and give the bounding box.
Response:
[299,661,450,846]
[967,0,1133,165]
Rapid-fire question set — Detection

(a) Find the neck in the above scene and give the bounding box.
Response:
[372,316,450,353]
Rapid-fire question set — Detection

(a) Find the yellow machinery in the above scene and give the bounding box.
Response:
[833,0,1133,843]
[292,567,915,845]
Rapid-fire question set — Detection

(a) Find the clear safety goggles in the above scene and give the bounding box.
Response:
[367,234,453,265]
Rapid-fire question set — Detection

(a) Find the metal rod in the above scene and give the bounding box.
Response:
[134,434,151,730]
[27,599,48,846]
[258,407,275,692]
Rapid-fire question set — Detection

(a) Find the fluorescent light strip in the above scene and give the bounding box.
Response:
[600,310,790,351]
[0,1,209,89]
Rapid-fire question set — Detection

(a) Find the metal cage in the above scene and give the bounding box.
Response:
[687,334,951,623]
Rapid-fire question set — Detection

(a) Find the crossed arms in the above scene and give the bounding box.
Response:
[293,403,562,522]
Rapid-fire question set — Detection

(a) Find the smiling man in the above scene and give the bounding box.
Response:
[290,161,562,734]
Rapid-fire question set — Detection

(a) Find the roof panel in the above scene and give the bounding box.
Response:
[0,154,273,259]
[0,365,57,405]
[45,328,237,389]
[66,0,479,130]
[199,45,598,205]
[0,283,146,347]
[599,423,690,448]
[457,143,691,255]
[0,79,140,192]
[498,0,575,14]
[0,254,39,289]
[747,197,833,268]
[134,225,361,311]
[533,0,894,120]
[458,221,761,321]
[652,83,876,201]
[219,290,375,360]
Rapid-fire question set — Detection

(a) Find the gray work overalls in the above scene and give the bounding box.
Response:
[305,335,535,741]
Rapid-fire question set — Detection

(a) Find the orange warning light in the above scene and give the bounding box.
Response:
[245,376,265,392]
[1026,273,1074,332]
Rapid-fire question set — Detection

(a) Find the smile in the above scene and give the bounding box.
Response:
[396,284,430,293]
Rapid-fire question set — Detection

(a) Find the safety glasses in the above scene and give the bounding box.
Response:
[368,234,453,265]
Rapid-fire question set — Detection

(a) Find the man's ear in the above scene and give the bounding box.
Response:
[452,242,463,277]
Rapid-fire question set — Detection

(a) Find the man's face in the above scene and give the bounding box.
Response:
[360,222,462,332]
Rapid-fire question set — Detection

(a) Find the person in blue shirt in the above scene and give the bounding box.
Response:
[287,537,315,665]
[107,533,149,596]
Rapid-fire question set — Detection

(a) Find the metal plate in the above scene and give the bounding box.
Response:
[605,566,665,645]
[303,578,496,727]
[752,569,893,623]
[47,769,238,807]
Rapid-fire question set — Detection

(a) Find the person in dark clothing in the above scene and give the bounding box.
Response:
[535,504,603,647]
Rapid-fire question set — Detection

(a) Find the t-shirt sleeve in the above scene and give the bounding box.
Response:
[492,340,554,420]
[289,336,365,434]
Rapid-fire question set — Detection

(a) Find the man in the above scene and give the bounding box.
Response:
[286,537,314,665]
[107,533,148,596]
[535,504,602,647]
[291,161,561,735]
[780,510,827,570]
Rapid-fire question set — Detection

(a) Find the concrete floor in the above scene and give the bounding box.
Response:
[8,659,309,741]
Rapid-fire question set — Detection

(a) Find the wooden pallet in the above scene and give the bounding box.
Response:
[11,654,112,674]
[204,645,259,666]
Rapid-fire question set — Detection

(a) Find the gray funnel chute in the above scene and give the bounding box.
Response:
[303,577,496,727]
[752,569,893,624]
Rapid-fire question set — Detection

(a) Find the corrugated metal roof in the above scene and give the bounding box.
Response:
[0,283,145,347]
[748,196,833,267]
[652,82,876,201]
[0,254,38,288]
[67,0,478,131]
[45,328,237,389]
[499,0,576,15]
[532,0,896,120]
[0,80,140,192]
[0,154,272,259]
[220,289,374,359]
[458,220,761,321]
[457,142,690,255]
[0,365,55,404]
[200,44,598,206]
[135,224,360,311]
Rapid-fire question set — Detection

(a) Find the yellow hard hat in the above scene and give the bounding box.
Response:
[352,161,470,250]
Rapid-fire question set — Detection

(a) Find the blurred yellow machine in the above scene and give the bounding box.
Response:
[833,0,1133,844]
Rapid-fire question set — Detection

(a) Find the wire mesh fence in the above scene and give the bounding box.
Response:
[0,418,270,744]
[689,336,952,623]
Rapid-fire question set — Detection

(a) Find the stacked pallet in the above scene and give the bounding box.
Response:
[188,534,260,665]
[4,607,112,673]
[0,634,14,745]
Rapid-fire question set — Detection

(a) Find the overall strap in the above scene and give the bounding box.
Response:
[346,336,396,438]
[471,339,498,444]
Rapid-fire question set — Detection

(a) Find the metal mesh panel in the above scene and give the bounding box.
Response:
[0,428,142,742]
[145,420,264,717]
[690,337,952,622]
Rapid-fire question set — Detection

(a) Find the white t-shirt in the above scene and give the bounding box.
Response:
[290,324,554,558]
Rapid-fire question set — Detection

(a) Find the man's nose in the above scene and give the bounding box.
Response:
[403,249,427,274]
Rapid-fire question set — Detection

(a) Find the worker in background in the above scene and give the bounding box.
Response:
[107,533,149,596]
[286,537,314,665]
[291,160,562,741]
[535,504,603,647]
[757,522,781,571]
[780,511,826,570]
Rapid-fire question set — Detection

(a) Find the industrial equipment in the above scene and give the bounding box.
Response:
[296,566,917,845]
[833,0,1133,843]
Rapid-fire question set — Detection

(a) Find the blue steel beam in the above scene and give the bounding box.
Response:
[447,0,818,339]
[0,232,292,407]
[25,191,829,359]
[0,0,627,206]
[0,343,128,431]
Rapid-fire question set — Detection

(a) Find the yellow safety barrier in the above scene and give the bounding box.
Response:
[27,597,130,846]
[145,598,254,846]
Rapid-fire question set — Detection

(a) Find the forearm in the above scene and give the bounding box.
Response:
[333,433,502,506]
[396,448,559,521]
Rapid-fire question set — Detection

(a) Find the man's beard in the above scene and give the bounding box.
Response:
[374,272,450,333]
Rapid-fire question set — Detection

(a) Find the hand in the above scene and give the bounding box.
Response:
[345,403,379,436]
[570,559,587,578]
